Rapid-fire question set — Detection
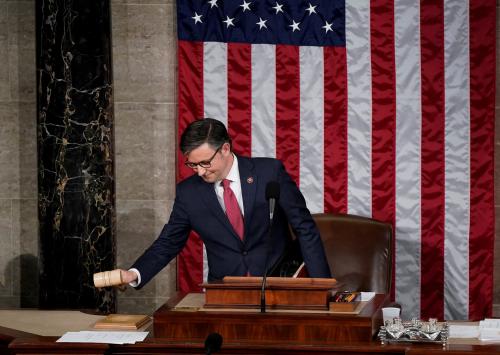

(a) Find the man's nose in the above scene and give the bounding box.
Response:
[197,166,206,176]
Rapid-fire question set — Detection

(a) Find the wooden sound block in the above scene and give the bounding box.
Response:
[94,314,151,330]
[329,301,365,313]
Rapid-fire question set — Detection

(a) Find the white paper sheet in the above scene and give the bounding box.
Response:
[360,292,375,301]
[480,319,500,328]
[448,325,480,338]
[56,331,148,344]
[479,328,500,342]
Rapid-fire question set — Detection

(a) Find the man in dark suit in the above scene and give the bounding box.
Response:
[120,118,330,288]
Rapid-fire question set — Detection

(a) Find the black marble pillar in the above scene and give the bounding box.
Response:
[36,0,115,312]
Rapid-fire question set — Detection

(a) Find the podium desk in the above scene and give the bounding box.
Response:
[8,335,500,355]
[9,335,500,355]
[4,301,500,355]
[153,292,388,345]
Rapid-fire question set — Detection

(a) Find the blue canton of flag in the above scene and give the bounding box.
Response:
[177,0,346,46]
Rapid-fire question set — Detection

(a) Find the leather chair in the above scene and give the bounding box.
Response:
[313,213,393,294]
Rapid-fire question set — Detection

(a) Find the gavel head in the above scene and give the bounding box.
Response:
[93,269,122,288]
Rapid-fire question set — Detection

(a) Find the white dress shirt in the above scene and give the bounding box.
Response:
[214,154,244,215]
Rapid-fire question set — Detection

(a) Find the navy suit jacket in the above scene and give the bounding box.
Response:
[131,156,331,288]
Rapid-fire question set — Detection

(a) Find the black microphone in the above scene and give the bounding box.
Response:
[261,181,280,313]
[204,332,223,355]
[266,181,280,221]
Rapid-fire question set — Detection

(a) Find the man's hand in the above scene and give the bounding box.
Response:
[120,269,138,284]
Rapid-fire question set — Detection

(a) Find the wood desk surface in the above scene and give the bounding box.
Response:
[0,309,106,336]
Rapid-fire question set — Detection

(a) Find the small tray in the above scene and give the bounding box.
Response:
[329,291,360,312]
[329,301,360,312]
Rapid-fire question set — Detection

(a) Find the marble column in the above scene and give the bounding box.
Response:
[37,0,115,312]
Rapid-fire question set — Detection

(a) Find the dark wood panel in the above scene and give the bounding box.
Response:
[110,338,500,355]
[203,277,336,310]
[0,326,37,355]
[406,343,500,354]
[7,334,500,355]
[112,340,409,355]
[9,337,108,355]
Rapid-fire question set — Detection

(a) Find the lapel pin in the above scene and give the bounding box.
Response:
[246,177,254,184]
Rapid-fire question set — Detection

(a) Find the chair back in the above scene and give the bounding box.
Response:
[313,213,392,294]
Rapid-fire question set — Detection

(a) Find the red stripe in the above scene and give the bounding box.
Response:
[468,0,495,320]
[420,0,445,320]
[178,41,204,181]
[370,0,396,300]
[227,43,252,156]
[177,40,204,292]
[323,47,347,214]
[276,45,300,184]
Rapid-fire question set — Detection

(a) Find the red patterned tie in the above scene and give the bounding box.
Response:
[222,179,244,240]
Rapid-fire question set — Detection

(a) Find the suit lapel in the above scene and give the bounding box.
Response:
[196,156,257,242]
[197,179,239,240]
[238,156,257,238]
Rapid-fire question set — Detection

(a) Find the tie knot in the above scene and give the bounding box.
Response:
[222,179,231,189]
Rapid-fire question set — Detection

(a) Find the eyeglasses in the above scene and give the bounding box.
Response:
[184,146,221,169]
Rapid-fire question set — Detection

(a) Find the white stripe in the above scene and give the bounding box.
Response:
[204,42,228,126]
[203,42,228,282]
[443,0,470,320]
[202,245,208,283]
[251,44,276,158]
[345,0,372,217]
[299,46,324,214]
[394,0,422,320]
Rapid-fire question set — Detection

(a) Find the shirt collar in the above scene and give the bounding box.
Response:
[220,154,239,184]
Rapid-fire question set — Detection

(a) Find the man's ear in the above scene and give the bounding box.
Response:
[221,142,231,155]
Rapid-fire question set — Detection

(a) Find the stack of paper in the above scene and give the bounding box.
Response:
[56,331,149,344]
[480,319,500,328]
[450,319,500,342]
[479,319,500,341]
[360,292,375,302]
[448,324,480,338]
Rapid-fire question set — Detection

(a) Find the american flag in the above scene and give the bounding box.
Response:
[175,0,495,321]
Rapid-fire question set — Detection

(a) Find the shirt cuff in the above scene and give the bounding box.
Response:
[128,268,141,287]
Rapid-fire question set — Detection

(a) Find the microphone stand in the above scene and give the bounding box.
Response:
[260,205,275,313]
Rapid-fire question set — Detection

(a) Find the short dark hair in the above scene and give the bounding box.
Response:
[180,118,231,154]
